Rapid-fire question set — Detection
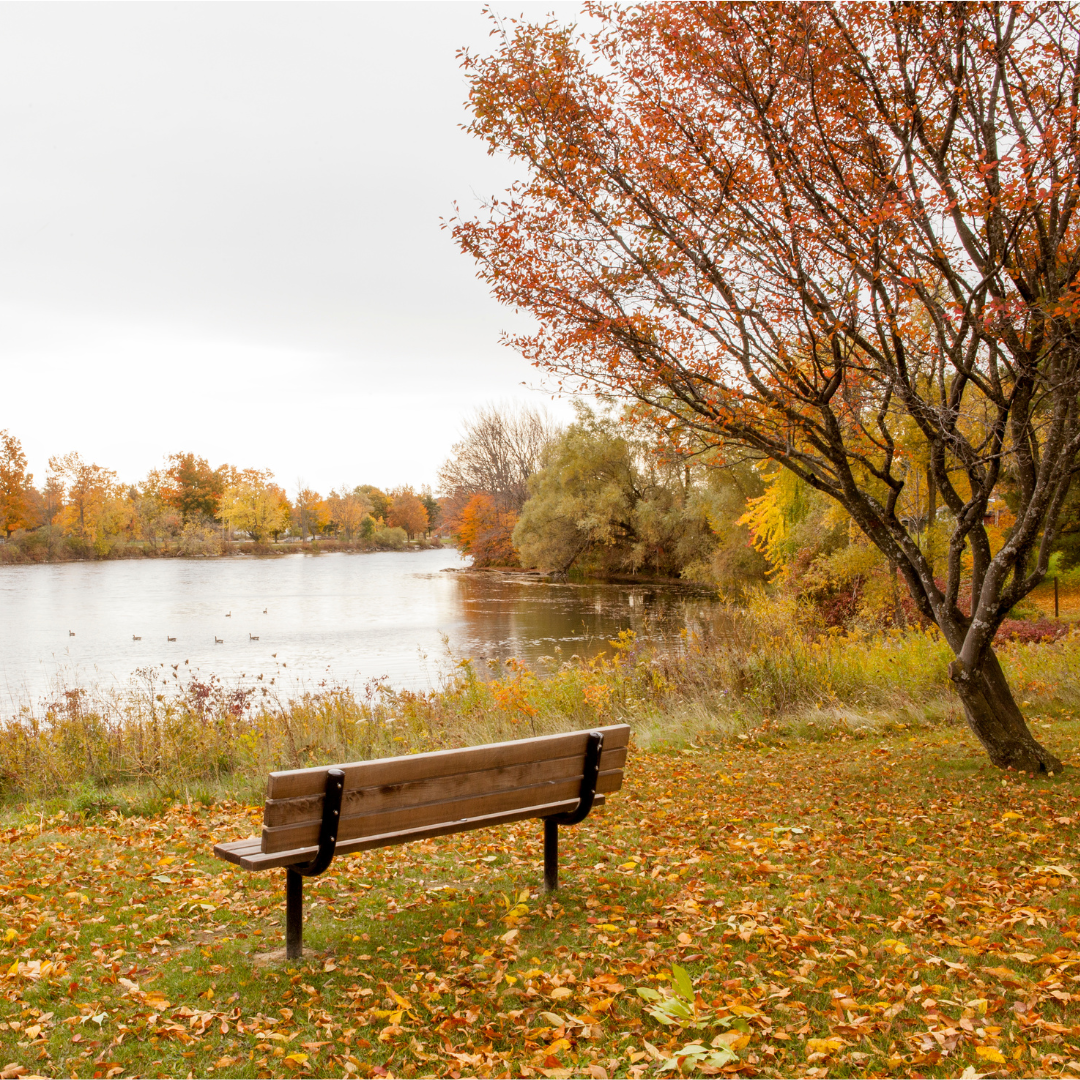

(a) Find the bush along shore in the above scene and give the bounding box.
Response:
[0,531,447,564]
[3,592,1078,808]
[0,610,1078,1079]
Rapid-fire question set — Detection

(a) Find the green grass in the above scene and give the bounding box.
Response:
[1,716,1080,1078]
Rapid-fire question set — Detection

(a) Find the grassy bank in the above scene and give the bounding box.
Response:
[2,597,1078,810]
[0,533,445,565]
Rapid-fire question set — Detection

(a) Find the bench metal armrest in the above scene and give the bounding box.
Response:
[289,767,345,877]
[545,730,604,826]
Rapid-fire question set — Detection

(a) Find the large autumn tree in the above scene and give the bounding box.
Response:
[0,430,33,536]
[438,402,560,561]
[455,2,1080,773]
[162,453,225,523]
[388,486,430,539]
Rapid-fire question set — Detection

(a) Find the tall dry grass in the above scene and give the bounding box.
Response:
[2,594,1077,808]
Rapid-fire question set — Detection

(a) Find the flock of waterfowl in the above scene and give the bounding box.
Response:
[67,608,269,644]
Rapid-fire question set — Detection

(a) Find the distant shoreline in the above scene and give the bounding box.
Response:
[0,536,451,566]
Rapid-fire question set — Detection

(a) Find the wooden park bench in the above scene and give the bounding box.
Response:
[214,724,630,958]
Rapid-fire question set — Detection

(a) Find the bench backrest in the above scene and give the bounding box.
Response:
[260,724,630,855]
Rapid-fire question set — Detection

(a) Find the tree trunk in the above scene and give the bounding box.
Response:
[926,464,936,576]
[948,649,1063,773]
[889,560,906,628]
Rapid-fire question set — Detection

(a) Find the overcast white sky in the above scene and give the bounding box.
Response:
[0,2,581,495]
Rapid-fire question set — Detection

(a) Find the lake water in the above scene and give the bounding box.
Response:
[0,549,720,710]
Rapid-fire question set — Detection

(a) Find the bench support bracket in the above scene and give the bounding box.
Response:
[283,768,345,959]
[543,730,604,892]
[286,867,303,958]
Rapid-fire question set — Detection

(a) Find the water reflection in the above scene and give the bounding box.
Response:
[448,573,721,664]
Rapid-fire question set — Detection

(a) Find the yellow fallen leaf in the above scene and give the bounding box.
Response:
[728,1003,761,1017]
[548,1037,572,1053]
[713,1030,751,1050]
[806,1037,845,1056]
[540,1012,564,1027]
[598,924,621,933]
[550,986,573,1000]
[976,1046,1006,1063]
[1034,864,1076,879]
[619,861,638,870]
[501,928,519,944]
[1001,811,1023,821]
[283,1052,308,1064]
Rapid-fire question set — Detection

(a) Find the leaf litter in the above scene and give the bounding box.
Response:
[0,718,1078,1078]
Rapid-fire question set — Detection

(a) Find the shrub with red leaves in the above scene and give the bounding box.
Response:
[995,618,1068,644]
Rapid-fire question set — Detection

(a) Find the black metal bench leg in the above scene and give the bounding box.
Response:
[286,868,303,959]
[542,729,603,893]
[544,818,558,892]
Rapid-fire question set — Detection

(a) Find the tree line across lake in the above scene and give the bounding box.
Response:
[0,432,441,559]
[3,404,1079,646]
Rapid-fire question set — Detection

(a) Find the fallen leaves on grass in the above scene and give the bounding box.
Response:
[0,719,1077,1077]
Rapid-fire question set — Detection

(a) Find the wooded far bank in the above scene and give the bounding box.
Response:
[0,432,442,561]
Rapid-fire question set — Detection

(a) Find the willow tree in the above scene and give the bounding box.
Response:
[454,2,1080,772]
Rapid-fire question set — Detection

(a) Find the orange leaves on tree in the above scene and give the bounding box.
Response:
[387,487,429,540]
[455,493,519,567]
[452,1,1080,773]
[0,430,33,537]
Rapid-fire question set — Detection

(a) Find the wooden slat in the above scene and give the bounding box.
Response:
[214,838,262,866]
[261,766,624,853]
[216,794,608,871]
[265,724,630,800]
[263,745,628,827]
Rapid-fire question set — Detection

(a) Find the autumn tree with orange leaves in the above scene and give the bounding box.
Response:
[457,493,519,566]
[0,430,33,537]
[455,2,1080,773]
[388,486,429,539]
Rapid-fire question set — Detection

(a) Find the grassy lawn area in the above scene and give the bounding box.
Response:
[0,713,1078,1080]
[1028,578,1080,621]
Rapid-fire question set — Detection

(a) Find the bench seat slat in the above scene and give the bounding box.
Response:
[263,745,628,828]
[216,793,608,871]
[265,724,630,801]
[260,766,624,853]
[215,838,263,862]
